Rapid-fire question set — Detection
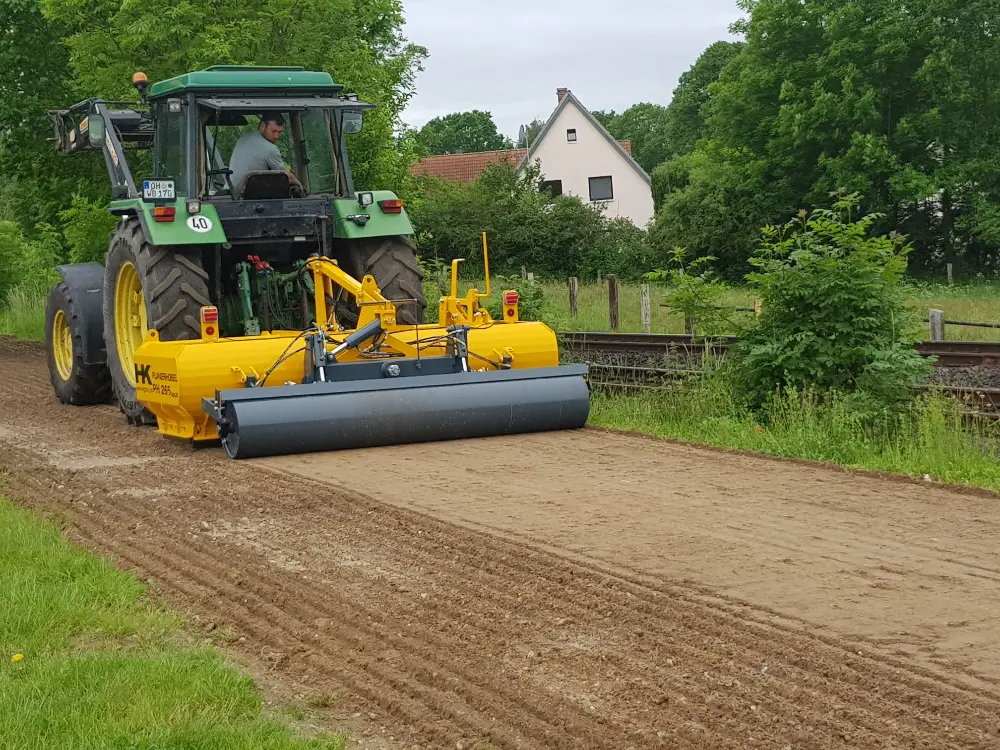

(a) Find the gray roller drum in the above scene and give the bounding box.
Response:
[207,365,591,459]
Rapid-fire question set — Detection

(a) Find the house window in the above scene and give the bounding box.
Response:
[540,180,563,197]
[566,129,577,142]
[589,176,613,201]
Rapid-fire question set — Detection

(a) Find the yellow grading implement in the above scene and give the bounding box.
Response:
[129,238,590,458]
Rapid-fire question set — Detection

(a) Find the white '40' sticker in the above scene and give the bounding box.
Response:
[187,215,213,233]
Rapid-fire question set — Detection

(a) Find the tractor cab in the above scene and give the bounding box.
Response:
[141,67,371,204]
[46,64,426,366]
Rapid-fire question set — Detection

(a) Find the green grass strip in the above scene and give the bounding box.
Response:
[590,386,1000,493]
[0,497,344,750]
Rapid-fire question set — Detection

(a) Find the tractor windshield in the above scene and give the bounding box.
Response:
[198,104,344,199]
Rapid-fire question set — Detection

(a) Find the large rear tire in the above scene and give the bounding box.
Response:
[45,282,112,405]
[103,219,212,425]
[336,235,426,326]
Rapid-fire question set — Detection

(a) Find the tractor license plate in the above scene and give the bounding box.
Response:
[142,179,175,201]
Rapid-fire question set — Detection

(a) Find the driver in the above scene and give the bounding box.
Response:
[228,112,302,194]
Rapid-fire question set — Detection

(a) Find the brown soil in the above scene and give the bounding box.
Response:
[3,334,1000,749]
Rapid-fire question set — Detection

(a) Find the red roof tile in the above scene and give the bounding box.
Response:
[410,149,526,182]
[410,141,635,182]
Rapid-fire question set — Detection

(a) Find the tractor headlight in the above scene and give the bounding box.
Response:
[358,191,373,208]
[167,98,182,113]
[186,200,201,215]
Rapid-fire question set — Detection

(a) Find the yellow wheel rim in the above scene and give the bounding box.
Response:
[52,309,74,382]
[114,261,147,385]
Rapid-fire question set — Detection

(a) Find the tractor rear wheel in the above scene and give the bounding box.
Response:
[336,235,426,327]
[45,281,112,405]
[102,219,212,425]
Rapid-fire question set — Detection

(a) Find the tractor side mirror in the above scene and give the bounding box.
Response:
[342,111,363,135]
[87,115,106,149]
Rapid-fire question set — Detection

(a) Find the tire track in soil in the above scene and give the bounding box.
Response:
[3,337,1000,748]
[6,448,1000,750]
[196,477,998,747]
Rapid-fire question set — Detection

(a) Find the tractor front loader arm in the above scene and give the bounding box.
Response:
[48,99,151,200]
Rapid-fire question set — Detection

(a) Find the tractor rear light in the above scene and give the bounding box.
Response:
[152,206,175,222]
[186,200,201,214]
[200,306,219,341]
[378,198,404,214]
[502,290,520,322]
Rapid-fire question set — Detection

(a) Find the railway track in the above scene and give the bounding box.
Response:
[562,332,1000,413]
[561,332,1000,368]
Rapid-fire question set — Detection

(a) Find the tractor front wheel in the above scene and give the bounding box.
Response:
[103,219,212,425]
[336,235,426,327]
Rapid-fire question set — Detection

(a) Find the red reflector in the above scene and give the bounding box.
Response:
[201,307,219,323]
[503,291,519,305]
[378,199,404,214]
[205,326,215,336]
[152,206,175,222]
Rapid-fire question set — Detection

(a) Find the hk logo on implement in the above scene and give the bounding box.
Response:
[135,363,152,385]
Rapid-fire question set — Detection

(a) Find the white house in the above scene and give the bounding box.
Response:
[518,88,655,228]
[410,88,655,228]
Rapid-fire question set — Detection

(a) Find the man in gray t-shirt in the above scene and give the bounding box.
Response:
[228,112,301,195]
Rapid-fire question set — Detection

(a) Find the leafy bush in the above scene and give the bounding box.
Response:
[730,193,932,410]
[409,161,652,281]
[644,248,729,337]
[485,275,548,323]
[0,220,61,300]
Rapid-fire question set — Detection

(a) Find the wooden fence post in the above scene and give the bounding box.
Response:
[947,263,954,287]
[754,299,762,317]
[929,308,946,341]
[608,275,620,331]
[640,284,651,334]
[521,265,527,280]
[568,277,579,317]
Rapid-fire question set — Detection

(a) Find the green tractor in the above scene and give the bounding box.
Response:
[45,65,426,425]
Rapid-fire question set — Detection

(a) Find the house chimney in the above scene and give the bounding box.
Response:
[557,87,569,103]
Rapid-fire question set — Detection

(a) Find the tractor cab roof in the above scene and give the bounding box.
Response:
[148,65,345,99]
[199,96,373,113]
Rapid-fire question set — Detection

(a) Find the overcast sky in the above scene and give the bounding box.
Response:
[399,0,743,139]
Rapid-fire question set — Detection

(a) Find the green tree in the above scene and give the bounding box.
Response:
[415,110,513,154]
[0,0,108,238]
[519,118,546,148]
[664,40,743,157]
[37,0,425,191]
[651,0,1000,279]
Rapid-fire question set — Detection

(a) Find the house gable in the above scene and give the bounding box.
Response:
[517,92,651,185]
[516,90,655,227]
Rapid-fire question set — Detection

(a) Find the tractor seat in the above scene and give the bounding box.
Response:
[236,170,291,201]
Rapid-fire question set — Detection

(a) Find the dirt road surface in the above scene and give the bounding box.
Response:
[3,335,1000,749]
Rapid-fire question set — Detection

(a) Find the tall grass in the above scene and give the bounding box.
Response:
[0,497,344,749]
[591,381,1000,491]
[533,277,1000,340]
[0,284,47,342]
